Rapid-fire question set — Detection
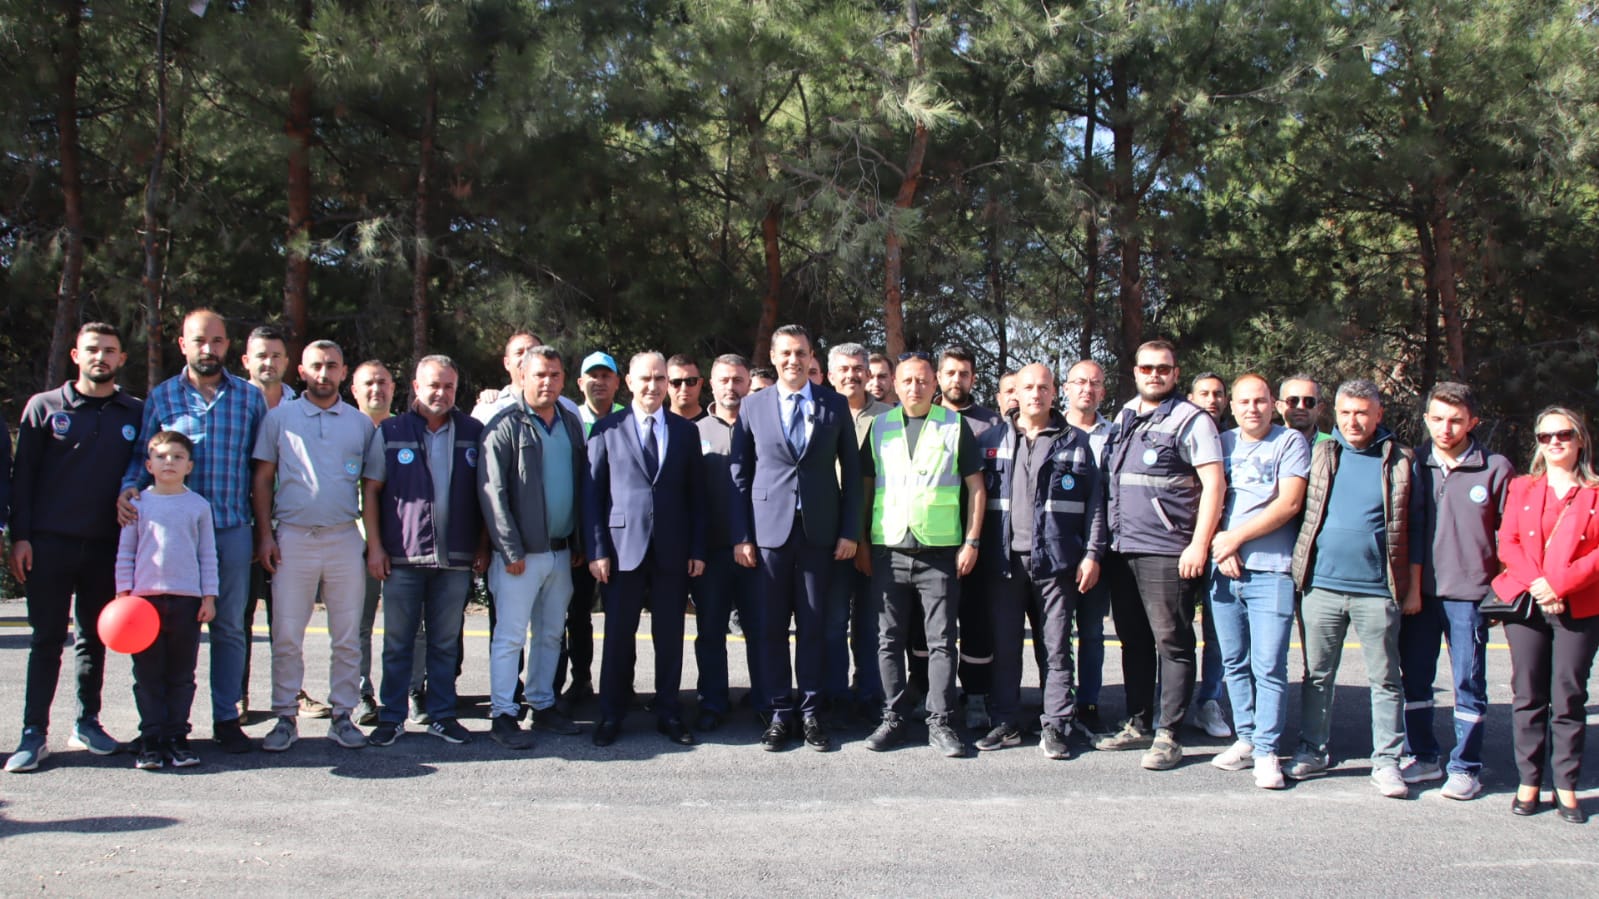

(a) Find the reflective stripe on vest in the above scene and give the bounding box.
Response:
[870,405,963,546]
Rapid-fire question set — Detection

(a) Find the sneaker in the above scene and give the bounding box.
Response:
[327,714,368,749]
[1440,770,1483,801]
[1285,748,1330,780]
[864,716,908,752]
[1141,728,1183,770]
[1399,755,1445,784]
[1095,719,1154,752]
[297,690,332,719]
[4,727,49,773]
[975,723,1022,752]
[1212,740,1255,771]
[490,714,534,750]
[368,722,401,747]
[964,694,991,731]
[133,738,164,770]
[212,718,252,754]
[1254,754,1286,789]
[69,718,120,755]
[1039,724,1072,760]
[927,720,965,758]
[429,718,474,744]
[408,691,431,726]
[1075,704,1106,738]
[1195,700,1232,739]
[1372,765,1409,799]
[165,737,201,768]
[529,706,581,736]
[354,694,379,727]
[262,716,299,753]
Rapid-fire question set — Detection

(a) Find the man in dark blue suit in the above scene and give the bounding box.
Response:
[731,324,863,751]
[584,351,707,747]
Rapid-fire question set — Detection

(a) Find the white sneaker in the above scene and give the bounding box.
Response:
[964,694,990,731]
[1195,700,1232,739]
[1440,771,1482,800]
[1211,739,1254,771]
[1399,755,1444,784]
[1371,765,1409,799]
[1254,754,1286,790]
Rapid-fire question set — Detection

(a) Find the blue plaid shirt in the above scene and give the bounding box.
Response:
[122,370,266,529]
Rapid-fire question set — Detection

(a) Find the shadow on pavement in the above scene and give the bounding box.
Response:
[0,801,179,839]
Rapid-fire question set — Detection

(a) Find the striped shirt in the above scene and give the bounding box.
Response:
[122,370,266,530]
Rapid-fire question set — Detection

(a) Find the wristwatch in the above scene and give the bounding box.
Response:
[963,538,980,548]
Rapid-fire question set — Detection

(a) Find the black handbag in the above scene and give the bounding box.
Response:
[1478,589,1535,624]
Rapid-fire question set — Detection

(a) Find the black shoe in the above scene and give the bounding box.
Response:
[490,714,534,750]
[658,718,697,746]
[865,716,908,752]
[1511,795,1542,817]
[1556,800,1587,824]
[695,710,724,733]
[593,719,621,747]
[760,720,792,752]
[354,694,379,727]
[1040,724,1072,760]
[975,723,1022,752]
[928,720,965,758]
[1076,703,1105,737]
[428,718,473,745]
[212,718,252,754]
[368,722,401,747]
[134,738,164,770]
[165,737,201,768]
[530,706,582,736]
[802,715,831,752]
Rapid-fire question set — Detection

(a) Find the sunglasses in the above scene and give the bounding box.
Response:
[1135,364,1174,376]
[1282,396,1317,409]
[1536,429,1578,445]
[668,377,701,388]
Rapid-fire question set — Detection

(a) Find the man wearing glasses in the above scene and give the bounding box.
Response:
[1277,375,1332,445]
[1097,340,1226,771]
[1062,360,1114,736]
[667,354,708,423]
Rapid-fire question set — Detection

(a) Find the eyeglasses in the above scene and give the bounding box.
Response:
[667,377,700,388]
[1134,364,1174,376]
[1066,378,1105,389]
[1536,429,1578,445]
[898,351,931,362]
[1282,396,1317,409]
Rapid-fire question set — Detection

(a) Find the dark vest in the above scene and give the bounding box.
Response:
[980,415,1102,579]
[1107,396,1206,555]
[378,410,484,567]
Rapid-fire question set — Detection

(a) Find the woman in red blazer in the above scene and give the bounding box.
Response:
[1492,406,1599,824]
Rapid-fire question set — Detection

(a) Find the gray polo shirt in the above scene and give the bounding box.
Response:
[253,396,376,528]
[365,418,459,568]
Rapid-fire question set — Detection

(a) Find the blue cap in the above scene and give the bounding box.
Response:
[580,351,618,374]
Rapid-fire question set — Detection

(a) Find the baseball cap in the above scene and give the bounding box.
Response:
[580,351,618,374]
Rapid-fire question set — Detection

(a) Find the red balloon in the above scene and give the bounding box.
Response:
[99,595,160,654]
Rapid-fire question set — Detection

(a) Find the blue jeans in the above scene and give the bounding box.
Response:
[487,550,573,717]
[1399,596,1489,773]
[825,559,882,706]
[691,551,767,715]
[378,567,470,725]
[1209,569,1295,756]
[208,524,252,724]
[1075,579,1109,706]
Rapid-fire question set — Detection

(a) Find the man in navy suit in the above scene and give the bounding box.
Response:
[731,324,863,751]
[584,352,707,747]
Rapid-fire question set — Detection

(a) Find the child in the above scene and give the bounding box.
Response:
[115,431,218,770]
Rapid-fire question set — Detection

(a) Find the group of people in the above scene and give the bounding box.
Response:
[2,313,1595,824]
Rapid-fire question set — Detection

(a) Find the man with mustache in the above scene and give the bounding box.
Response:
[5,323,144,772]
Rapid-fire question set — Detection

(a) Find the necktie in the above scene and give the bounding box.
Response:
[787,393,808,457]
[641,415,659,481]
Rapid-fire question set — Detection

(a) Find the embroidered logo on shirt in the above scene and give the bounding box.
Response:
[465,447,478,468]
[1142,448,1159,466]
[345,460,360,476]
[1061,474,1077,491]
[49,412,71,438]
[1469,485,1489,505]
[122,424,137,441]
[397,448,416,465]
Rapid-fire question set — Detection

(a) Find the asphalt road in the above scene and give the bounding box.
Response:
[0,598,1595,897]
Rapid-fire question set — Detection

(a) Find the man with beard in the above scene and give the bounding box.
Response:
[667,354,709,422]
[867,353,894,405]
[691,354,766,730]
[935,346,1003,731]
[1277,374,1331,445]
[120,309,266,754]
[252,341,377,753]
[995,372,1018,416]
[1186,371,1233,741]
[5,323,144,772]
[1096,339,1225,771]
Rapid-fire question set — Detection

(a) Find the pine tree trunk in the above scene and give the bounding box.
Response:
[883,0,929,361]
[754,200,781,363]
[411,76,437,364]
[46,0,85,389]
[1078,72,1099,365]
[1415,213,1441,392]
[1430,181,1465,379]
[141,0,171,392]
[283,0,314,351]
[1110,56,1143,401]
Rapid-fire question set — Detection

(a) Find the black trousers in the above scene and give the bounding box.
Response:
[22,534,117,731]
[957,572,993,696]
[132,594,203,740]
[758,532,834,722]
[1504,610,1599,791]
[598,563,688,722]
[875,547,960,723]
[991,553,1079,729]
[1106,551,1200,731]
[555,561,598,694]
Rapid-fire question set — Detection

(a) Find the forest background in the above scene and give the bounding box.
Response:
[3,0,1598,456]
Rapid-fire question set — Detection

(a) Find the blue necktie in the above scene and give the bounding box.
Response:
[787,393,808,457]
[641,415,659,481]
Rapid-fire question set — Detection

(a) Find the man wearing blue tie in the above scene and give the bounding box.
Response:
[584,352,708,747]
[731,325,864,752]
